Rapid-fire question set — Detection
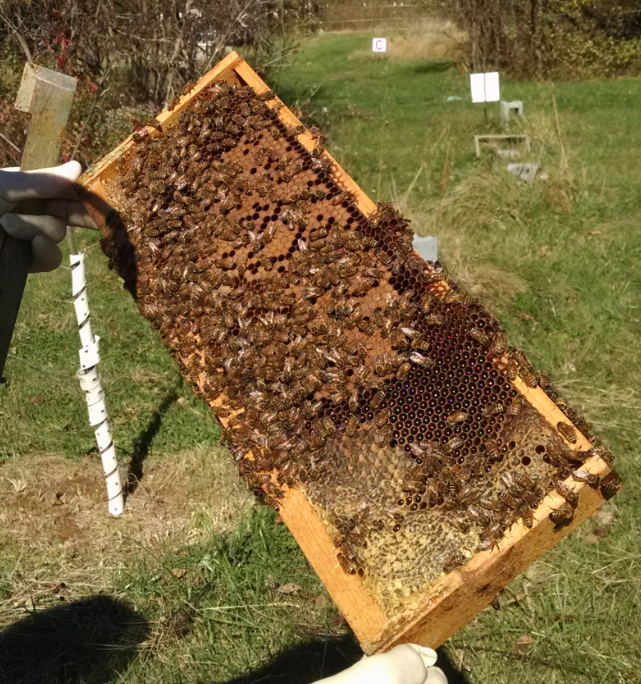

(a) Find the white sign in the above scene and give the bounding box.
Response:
[470,72,500,103]
[372,38,387,53]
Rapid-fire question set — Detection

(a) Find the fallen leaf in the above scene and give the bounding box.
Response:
[517,312,533,321]
[171,568,188,579]
[578,531,601,545]
[514,634,533,655]
[276,583,301,594]
[538,245,552,257]
[593,502,616,528]
[586,229,601,237]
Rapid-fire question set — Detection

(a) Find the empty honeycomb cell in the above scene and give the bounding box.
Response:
[96,77,607,620]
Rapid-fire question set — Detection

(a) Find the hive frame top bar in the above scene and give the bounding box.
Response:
[80,52,376,219]
[78,52,617,654]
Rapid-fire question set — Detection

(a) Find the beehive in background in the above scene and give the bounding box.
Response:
[79,53,621,652]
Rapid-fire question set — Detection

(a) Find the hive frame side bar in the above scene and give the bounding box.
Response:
[278,488,387,643]
[514,379,591,450]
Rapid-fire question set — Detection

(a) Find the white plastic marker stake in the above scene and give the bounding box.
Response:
[470,72,501,103]
[372,37,387,53]
[71,252,124,515]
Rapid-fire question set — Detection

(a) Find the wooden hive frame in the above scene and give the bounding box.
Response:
[78,52,619,654]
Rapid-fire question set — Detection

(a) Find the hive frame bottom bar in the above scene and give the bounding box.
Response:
[281,453,611,653]
[77,51,618,655]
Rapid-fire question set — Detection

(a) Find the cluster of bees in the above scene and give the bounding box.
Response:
[100,78,619,615]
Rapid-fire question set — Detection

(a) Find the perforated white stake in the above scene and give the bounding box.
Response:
[70,253,124,515]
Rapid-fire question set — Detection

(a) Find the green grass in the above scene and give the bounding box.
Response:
[1,30,641,684]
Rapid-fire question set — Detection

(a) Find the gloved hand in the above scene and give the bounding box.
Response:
[0,161,97,273]
[314,643,447,684]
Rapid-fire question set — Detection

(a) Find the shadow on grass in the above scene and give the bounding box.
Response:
[207,633,473,684]
[0,595,149,684]
[125,384,180,497]
[436,647,475,684]
[208,633,362,684]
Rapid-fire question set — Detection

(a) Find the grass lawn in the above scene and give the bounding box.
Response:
[1,30,640,684]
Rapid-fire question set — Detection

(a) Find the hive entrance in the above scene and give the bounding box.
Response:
[98,75,612,618]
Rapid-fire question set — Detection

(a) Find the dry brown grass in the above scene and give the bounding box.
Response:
[0,447,253,623]
[345,17,466,63]
[387,18,466,63]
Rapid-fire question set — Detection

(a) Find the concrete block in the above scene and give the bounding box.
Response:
[507,162,539,182]
[500,100,524,123]
[413,235,438,263]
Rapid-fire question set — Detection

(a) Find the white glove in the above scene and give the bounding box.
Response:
[314,644,447,684]
[0,161,97,273]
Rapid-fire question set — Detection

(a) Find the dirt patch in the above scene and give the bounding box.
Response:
[0,447,253,564]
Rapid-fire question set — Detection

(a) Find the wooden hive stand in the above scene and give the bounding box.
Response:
[78,52,619,654]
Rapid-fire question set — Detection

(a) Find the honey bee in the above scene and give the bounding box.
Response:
[402,479,426,494]
[521,509,534,528]
[263,496,281,510]
[424,314,444,326]
[549,501,574,525]
[480,523,503,551]
[514,471,537,491]
[308,435,327,452]
[469,327,491,346]
[456,485,478,506]
[396,362,411,379]
[446,436,464,452]
[557,421,578,444]
[264,481,284,498]
[374,430,389,446]
[507,396,522,416]
[358,319,375,336]
[420,294,432,313]
[337,553,357,575]
[409,351,434,368]
[583,445,614,465]
[446,411,468,426]
[492,331,507,356]
[450,513,471,533]
[346,415,359,437]
[482,401,505,417]
[520,370,539,388]
[412,339,432,352]
[503,361,519,384]
[375,409,390,428]
[571,470,600,487]
[490,595,501,610]
[370,391,384,409]
[351,276,376,296]
[442,552,467,574]
[600,474,622,497]
[498,490,520,509]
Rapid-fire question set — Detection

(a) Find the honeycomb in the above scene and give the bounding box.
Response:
[98,79,616,617]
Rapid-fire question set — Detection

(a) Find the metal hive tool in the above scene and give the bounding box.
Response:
[78,52,622,652]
